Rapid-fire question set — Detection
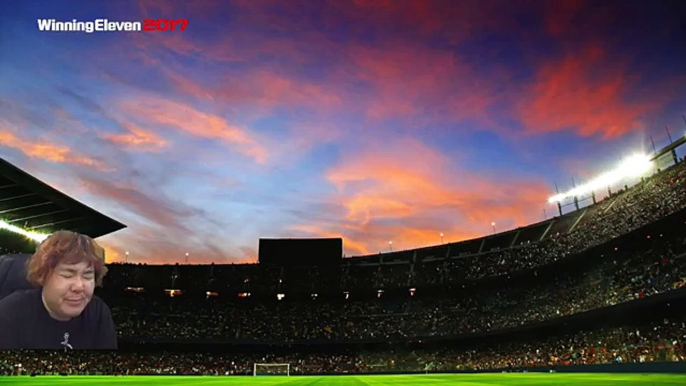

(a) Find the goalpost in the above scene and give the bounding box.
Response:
[253,363,290,376]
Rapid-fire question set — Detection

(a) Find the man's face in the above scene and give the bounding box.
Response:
[42,260,95,321]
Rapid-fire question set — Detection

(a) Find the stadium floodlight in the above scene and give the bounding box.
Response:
[548,154,653,204]
[0,220,49,242]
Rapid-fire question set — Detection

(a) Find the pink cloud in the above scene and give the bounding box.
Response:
[338,42,501,124]
[118,96,268,163]
[518,44,656,139]
[0,128,110,172]
[102,122,168,152]
[285,138,552,255]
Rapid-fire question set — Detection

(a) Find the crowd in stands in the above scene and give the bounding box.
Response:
[2,315,684,375]
[106,231,686,342]
[344,160,686,288]
[3,154,686,377]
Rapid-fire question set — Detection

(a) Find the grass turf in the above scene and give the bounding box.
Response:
[1,374,686,386]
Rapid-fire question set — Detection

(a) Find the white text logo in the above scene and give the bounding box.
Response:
[37,19,188,33]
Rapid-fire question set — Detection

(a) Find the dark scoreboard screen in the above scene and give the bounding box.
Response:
[258,238,343,267]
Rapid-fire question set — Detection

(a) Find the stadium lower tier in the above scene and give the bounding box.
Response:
[2,309,684,376]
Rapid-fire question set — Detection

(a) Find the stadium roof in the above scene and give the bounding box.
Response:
[0,158,126,239]
[651,134,686,161]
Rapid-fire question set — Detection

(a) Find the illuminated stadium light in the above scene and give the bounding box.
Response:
[277,293,285,301]
[548,154,653,204]
[0,220,49,243]
[164,289,182,298]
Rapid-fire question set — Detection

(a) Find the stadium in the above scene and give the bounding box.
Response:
[3,1,686,385]
[1,138,686,385]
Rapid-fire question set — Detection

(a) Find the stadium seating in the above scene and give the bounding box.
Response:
[1,314,684,375]
[1,160,686,376]
[103,230,686,342]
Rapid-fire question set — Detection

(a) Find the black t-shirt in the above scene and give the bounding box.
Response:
[0,288,118,350]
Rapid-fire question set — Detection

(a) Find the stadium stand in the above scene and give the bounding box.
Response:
[2,313,685,375]
[84,160,686,346]
[103,228,686,342]
[1,158,685,376]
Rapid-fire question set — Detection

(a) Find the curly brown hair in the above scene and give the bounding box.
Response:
[26,230,108,287]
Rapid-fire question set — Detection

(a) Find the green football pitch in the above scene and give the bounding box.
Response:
[1,374,686,386]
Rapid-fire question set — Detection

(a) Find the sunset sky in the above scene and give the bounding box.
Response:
[1,0,685,264]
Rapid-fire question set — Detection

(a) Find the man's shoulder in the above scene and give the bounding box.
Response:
[0,288,40,315]
[83,294,113,318]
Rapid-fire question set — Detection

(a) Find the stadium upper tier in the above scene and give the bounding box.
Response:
[348,157,686,263]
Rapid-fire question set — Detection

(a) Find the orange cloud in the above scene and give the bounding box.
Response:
[518,44,655,139]
[97,231,233,265]
[286,223,381,257]
[293,138,551,256]
[118,96,268,163]
[99,241,123,264]
[0,130,109,171]
[289,214,482,257]
[169,67,343,112]
[102,122,168,152]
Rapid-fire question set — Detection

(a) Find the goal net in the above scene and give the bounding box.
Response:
[253,363,290,376]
